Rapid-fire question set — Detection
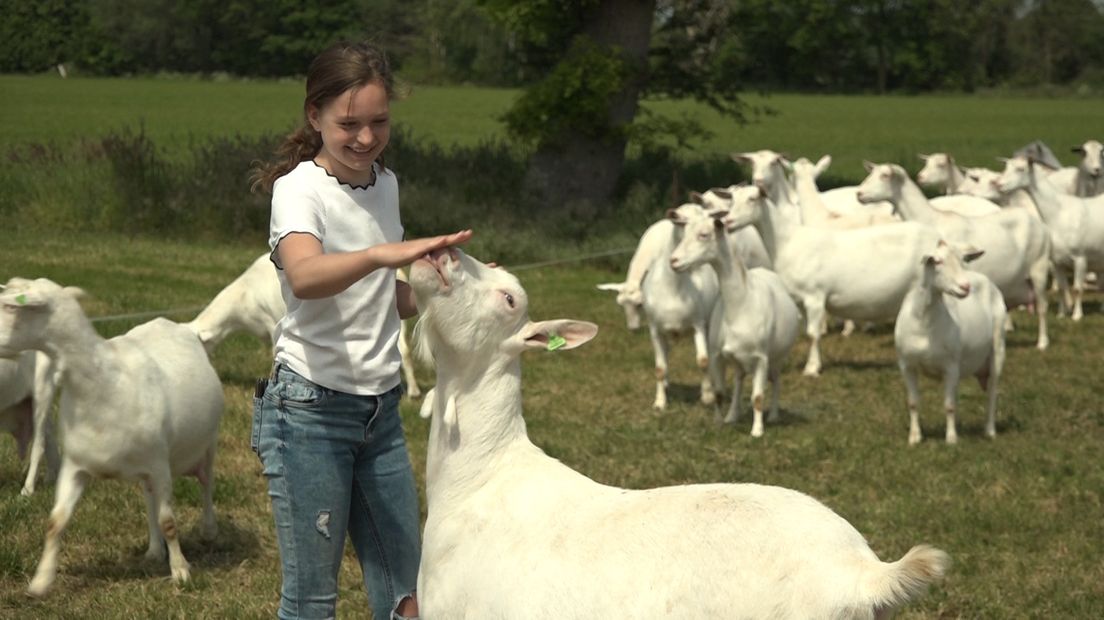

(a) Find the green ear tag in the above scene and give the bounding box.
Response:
[15,294,27,305]
[547,334,567,351]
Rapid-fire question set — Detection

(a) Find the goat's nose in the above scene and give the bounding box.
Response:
[960,282,971,295]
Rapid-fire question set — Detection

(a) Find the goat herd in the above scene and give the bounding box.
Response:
[0,139,1100,617]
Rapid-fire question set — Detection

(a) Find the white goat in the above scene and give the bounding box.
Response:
[408,249,949,619]
[918,154,1036,218]
[0,277,224,597]
[895,242,1006,445]
[857,162,1052,350]
[708,185,944,376]
[598,205,723,409]
[996,155,1104,320]
[732,150,897,221]
[669,208,800,436]
[187,253,422,398]
[0,351,59,495]
[1046,140,1104,197]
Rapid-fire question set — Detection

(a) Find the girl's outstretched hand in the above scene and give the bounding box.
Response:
[373,229,473,269]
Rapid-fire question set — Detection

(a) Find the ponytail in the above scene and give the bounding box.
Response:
[250,125,322,194]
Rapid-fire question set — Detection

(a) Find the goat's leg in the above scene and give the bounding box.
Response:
[22,354,58,496]
[749,358,770,438]
[1054,264,1072,317]
[143,480,166,561]
[28,461,89,597]
[1029,258,1050,350]
[901,362,923,446]
[1072,256,1087,321]
[692,322,716,405]
[198,446,218,540]
[943,364,961,445]
[649,324,670,410]
[147,467,191,583]
[802,299,827,376]
[767,364,782,424]
[985,325,1006,439]
[840,319,856,337]
[722,365,743,425]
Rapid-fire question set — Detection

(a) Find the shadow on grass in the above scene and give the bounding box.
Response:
[62,515,262,586]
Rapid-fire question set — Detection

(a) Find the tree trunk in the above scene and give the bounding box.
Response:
[524,0,656,215]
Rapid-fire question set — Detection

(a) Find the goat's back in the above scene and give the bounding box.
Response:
[422,455,924,619]
[64,318,223,476]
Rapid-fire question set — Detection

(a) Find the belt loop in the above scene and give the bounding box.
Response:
[270,361,282,382]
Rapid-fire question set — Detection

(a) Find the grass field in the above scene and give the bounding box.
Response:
[1,75,1103,617]
[0,232,1102,619]
[3,74,1101,179]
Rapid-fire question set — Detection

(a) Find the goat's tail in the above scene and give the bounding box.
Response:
[863,545,950,614]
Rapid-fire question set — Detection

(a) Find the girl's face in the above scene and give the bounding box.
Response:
[308,81,391,186]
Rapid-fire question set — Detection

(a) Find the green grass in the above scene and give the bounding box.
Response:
[1,232,1102,618]
[3,74,1100,180]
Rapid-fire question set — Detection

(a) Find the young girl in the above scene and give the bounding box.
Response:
[250,41,468,620]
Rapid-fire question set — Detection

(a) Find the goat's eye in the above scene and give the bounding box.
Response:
[504,293,515,308]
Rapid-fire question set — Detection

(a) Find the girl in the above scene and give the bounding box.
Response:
[251,41,467,620]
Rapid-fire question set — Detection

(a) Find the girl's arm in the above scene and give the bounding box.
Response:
[279,229,472,299]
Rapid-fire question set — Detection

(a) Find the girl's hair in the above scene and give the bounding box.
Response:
[251,41,399,194]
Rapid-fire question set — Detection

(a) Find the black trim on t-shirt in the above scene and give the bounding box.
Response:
[310,159,378,190]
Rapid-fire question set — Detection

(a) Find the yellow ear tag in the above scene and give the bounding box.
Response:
[15,294,27,305]
[547,334,567,351]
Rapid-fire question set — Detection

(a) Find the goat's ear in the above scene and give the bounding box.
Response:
[730,152,750,163]
[712,188,733,200]
[516,320,598,352]
[921,253,937,266]
[595,283,625,293]
[958,246,985,263]
[62,286,86,300]
[666,208,688,225]
[918,153,930,161]
[688,191,705,205]
[1072,146,1085,154]
[814,155,832,176]
[863,160,877,172]
[707,206,728,219]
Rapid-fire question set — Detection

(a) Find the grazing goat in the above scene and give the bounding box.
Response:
[0,278,224,597]
[894,242,1006,445]
[187,253,422,398]
[996,155,1104,321]
[598,205,723,409]
[0,351,59,495]
[857,162,1051,349]
[668,207,800,435]
[408,249,949,619]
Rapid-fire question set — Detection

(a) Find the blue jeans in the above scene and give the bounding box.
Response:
[253,364,421,620]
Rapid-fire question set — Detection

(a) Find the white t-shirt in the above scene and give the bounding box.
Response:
[268,160,403,395]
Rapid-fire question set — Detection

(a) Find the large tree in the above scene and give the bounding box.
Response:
[479,0,753,215]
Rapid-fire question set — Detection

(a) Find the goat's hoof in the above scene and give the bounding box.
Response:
[700,393,717,406]
[27,575,52,598]
[20,486,33,497]
[1037,339,1049,351]
[145,546,167,562]
[945,435,958,445]
[750,427,764,438]
[908,435,922,446]
[171,564,192,583]
[200,525,218,541]
[802,368,820,378]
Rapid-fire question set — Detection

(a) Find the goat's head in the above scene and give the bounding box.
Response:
[595,281,643,330]
[920,241,982,299]
[669,205,725,273]
[995,155,1033,194]
[731,149,789,193]
[856,162,906,204]
[916,153,954,187]
[958,167,1003,201]
[410,250,597,368]
[1073,140,1103,178]
[0,277,83,358]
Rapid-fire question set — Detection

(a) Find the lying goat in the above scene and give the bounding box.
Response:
[409,249,949,619]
